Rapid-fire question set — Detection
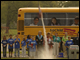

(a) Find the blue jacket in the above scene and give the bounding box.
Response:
[26,39,32,48]
[21,40,26,46]
[8,38,14,49]
[2,40,8,47]
[65,40,73,50]
[29,40,37,52]
[14,38,20,48]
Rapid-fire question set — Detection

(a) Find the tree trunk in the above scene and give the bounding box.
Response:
[6,5,10,33]
[6,21,10,33]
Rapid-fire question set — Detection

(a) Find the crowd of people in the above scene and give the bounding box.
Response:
[1,15,79,59]
[1,31,79,59]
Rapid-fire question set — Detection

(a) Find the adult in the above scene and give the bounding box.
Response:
[71,16,79,26]
[49,17,60,26]
[73,32,79,46]
[14,35,20,57]
[35,31,43,57]
[52,33,61,58]
[30,17,39,26]
[62,32,68,57]
[35,31,43,49]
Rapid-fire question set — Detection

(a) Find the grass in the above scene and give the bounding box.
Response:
[1,29,17,40]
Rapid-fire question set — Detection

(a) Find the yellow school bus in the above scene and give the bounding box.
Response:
[17,7,79,49]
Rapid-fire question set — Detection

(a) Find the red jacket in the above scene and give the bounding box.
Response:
[43,36,53,46]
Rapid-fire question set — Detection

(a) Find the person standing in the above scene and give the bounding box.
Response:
[73,32,79,46]
[35,31,43,50]
[14,35,20,57]
[47,32,53,50]
[8,34,14,57]
[2,36,8,57]
[28,36,37,58]
[52,33,61,58]
[21,37,26,57]
[26,35,32,57]
[62,32,68,57]
[65,36,73,59]
[35,31,43,57]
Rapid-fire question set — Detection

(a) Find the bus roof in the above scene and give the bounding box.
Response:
[18,7,79,13]
[19,7,79,9]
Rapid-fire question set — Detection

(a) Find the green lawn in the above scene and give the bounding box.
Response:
[1,29,17,40]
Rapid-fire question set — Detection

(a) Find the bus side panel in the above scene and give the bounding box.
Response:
[24,26,79,37]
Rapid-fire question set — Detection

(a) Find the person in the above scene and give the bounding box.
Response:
[49,17,60,26]
[14,35,20,57]
[65,36,74,59]
[52,33,61,58]
[59,37,63,52]
[62,32,68,57]
[47,32,53,50]
[73,32,79,46]
[35,31,43,50]
[28,36,37,58]
[71,16,79,26]
[21,37,26,57]
[30,17,39,26]
[2,36,8,57]
[8,34,14,57]
[26,35,32,57]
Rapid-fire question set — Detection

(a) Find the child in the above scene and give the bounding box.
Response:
[47,32,53,50]
[28,36,37,58]
[26,35,32,57]
[21,37,26,57]
[65,36,73,59]
[2,36,8,57]
[14,35,20,57]
[8,34,14,57]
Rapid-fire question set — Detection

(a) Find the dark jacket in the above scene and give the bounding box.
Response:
[35,35,43,46]
[73,37,79,46]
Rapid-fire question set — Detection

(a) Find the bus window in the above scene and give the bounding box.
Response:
[24,13,42,26]
[66,13,79,26]
[43,13,66,26]
[24,13,79,26]
[43,13,79,26]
